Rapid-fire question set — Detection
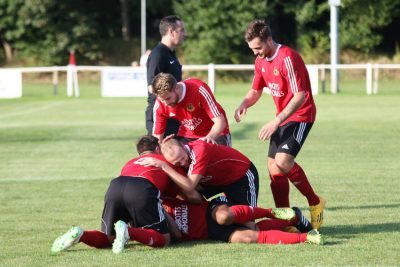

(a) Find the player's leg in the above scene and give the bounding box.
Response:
[213,203,295,225]
[257,229,322,245]
[275,122,326,229]
[268,130,290,207]
[112,177,170,253]
[51,227,113,252]
[256,207,312,233]
[214,133,232,147]
[229,228,322,245]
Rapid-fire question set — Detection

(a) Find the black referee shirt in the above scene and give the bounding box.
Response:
[146,43,182,86]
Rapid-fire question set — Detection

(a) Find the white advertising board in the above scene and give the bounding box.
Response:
[0,69,22,98]
[101,67,147,97]
[306,65,319,95]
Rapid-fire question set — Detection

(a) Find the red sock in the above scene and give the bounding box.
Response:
[230,205,275,223]
[270,173,290,207]
[256,219,292,231]
[257,230,307,244]
[79,230,111,248]
[287,163,319,206]
[127,228,166,247]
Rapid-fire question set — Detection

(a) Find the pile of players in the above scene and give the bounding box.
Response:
[51,17,326,254]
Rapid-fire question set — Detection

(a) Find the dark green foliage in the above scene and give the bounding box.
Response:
[0,0,399,66]
[173,0,268,64]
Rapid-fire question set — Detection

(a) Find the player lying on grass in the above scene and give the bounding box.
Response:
[51,135,202,254]
[162,196,322,246]
[51,197,321,255]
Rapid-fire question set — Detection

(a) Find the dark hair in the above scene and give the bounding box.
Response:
[151,73,177,95]
[136,135,159,154]
[159,15,182,36]
[244,19,272,42]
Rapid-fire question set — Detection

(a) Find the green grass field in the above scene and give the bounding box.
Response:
[1,80,400,266]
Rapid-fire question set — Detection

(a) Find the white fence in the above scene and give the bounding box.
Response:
[1,63,399,98]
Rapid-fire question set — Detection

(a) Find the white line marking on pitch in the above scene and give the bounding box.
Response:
[0,102,65,119]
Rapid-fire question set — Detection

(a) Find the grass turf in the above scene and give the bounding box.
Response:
[0,80,399,266]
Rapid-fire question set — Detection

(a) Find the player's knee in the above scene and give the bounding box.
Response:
[274,158,293,173]
[215,210,233,225]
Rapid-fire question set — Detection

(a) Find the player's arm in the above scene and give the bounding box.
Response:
[152,101,167,141]
[201,114,226,144]
[165,213,182,241]
[234,89,263,122]
[276,91,305,123]
[134,157,202,191]
[258,91,305,141]
[160,164,202,192]
[178,189,203,204]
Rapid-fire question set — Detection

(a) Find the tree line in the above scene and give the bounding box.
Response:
[0,0,399,66]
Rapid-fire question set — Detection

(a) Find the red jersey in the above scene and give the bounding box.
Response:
[153,78,230,138]
[162,198,208,241]
[251,45,316,125]
[120,153,180,196]
[186,140,251,186]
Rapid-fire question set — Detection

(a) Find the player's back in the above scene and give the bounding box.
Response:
[187,140,251,186]
[120,153,174,193]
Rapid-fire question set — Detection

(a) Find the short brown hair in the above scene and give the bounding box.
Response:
[159,15,182,37]
[151,73,177,96]
[244,19,272,42]
[136,135,159,155]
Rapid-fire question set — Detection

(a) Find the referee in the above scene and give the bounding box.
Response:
[145,15,186,136]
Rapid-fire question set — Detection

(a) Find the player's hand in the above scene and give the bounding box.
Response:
[258,120,279,141]
[234,105,247,122]
[134,157,165,168]
[199,136,217,145]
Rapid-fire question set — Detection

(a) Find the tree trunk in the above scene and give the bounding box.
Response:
[2,40,13,63]
[0,30,14,63]
[120,0,131,40]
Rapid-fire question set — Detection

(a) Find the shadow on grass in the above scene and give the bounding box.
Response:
[326,203,400,211]
[231,123,258,140]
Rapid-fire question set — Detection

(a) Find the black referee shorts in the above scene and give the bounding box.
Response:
[100,176,168,236]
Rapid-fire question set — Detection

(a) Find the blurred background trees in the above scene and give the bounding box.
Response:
[0,0,399,66]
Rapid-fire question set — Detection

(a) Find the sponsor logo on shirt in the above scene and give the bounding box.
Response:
[262,67,266,73]
[186,103,195,112]
[273,67,279,76]
[174,205,189,233]
[182,117,202,131]
[170,60,175,64]
[267,82,284,97]
[169,112,176,117]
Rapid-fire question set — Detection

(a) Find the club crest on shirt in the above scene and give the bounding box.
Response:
[186,103,195,112]
[273,67,279,76]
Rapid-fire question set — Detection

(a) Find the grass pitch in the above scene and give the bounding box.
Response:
[1,80,399,266]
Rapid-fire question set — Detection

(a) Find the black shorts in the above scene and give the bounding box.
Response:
[268,121,313,158]
[206,196,249,242]
[101,176,168,236]
[177,133,232,147]
[199,162,259,206]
